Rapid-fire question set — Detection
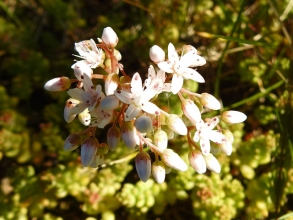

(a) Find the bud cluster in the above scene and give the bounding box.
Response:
[44,27,247,183]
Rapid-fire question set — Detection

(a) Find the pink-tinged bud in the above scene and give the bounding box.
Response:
[152,161,166,184]
[78,108,91,126]
[221,110,247,124]
[71,61,93,81]
[107,126,121,151]
[188,151,206,174]
[218,129,234,156]
[149,45,165,63]
[90,154,104,168]
[102,27,118,48]
[44,77,71,91]
[154,130,168,150]
[105,73,119,96]
[100,95,120,111]
[200,93,221,110]
[135,151,151,182]
[135,115,153,133]
[64,132,81,151]
[166,114,187,135]
[121,121,138,149]
[81,137,98,167]
[204,153,221,173]
[160,149,188,171]
[181,99,201,124]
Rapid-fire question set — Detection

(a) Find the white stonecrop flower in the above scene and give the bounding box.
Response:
[144,65,171,95]
[114,72,161,121]
[101,27,119,48]
[105,73,119,96]
[67,74,105,112]
[73,39,104,68]
[149,45,165,63]
[157,43,206,94]
[221,110,247,124]
[193,117,227,156]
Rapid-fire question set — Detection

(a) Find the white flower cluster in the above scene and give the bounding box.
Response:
[44,27,247,183]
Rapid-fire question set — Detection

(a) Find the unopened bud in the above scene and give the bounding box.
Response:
[154,130,168,150]
[81,137,99,167]
[188,151,206,174]
[90,154,104,168]
[160,149,188,171]
[100,95,120,111]
[149,45,165,63]
[218,129,234,156]
[107,126,121,151]
[135,151,151,182]
[44,77,71,91]
[166,114,187,135]
[102,27,118,48]
[204,153,221,173]
[152,161,166,184]
[200,93,221,110]
[64,132,81,151]
[121,121,138,149]
[221,110,247,124]
[135,115,153,133]
[181,99,201,124]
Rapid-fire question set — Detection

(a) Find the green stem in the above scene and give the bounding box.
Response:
[223,80,284,110]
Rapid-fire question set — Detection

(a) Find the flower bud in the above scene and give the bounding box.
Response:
[105,73,119,96]
[81,137,98,167]
[90,153,104,168]
[204,153,221,173]
[134,115,153,133]
[78,108,91,126]
[64,132,81,151]
[154,130,168,150]
[102,27,118,48]
[200,93,221,110]
[121,121,138,149]
[181,99,201,124]
[188,151,206,174]
[166,114,187,135]
[149,45,165,63]
[44,77,71,91]
[135,151,151,182]
[100,95,120,111]
[114,49,122,61]
[160,149,188,171]
[221,110,247,124]
[152,161,166,184]
[107,126,121,151]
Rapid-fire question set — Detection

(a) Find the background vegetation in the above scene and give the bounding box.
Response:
[0,0,293,219]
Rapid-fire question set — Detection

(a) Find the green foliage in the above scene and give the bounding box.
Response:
[0,0,293,219]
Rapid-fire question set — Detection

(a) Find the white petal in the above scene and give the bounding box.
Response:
[190,54,206,67]
[157,61,174,73]
[131,72,143,94]
[179,50,198,68]
[67,88,83,100]
[82,74,94,92]
[141,101,160,115]
[208,130,227,144]
[114,90,133,104]
[183,68,205,83]
[204,153,221,173]
[200,138,211,156]
[125,104,141,121]
[171,74,184,94]
[168,43,179,64]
